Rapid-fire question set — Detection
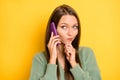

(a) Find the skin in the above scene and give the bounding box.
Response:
[47,15,78,69]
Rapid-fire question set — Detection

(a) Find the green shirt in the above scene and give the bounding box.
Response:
[29,47,101,80]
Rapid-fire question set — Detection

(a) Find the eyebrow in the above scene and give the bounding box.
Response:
[60,23,78,25]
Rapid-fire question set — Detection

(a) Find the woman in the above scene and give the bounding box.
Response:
[29,4,101,80]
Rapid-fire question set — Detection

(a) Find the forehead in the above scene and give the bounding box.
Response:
[59,15,78,24]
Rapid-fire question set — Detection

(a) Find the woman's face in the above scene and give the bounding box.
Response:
[57,15,78,44]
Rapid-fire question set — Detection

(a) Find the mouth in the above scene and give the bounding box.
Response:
[67,38,73,41]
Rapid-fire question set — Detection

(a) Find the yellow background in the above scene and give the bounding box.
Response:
[0,0,120,80]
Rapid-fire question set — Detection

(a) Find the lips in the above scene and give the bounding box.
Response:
[67,38,73,41]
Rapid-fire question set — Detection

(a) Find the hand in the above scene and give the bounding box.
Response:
[47,32,61,64]
[64,44,77,68]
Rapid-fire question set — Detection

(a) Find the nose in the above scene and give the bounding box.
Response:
[67,28,73,36]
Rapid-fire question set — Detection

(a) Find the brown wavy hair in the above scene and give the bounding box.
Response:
[45,4,81,80]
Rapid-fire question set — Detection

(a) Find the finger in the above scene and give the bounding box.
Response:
[53,40,61,47]
[49,34,60,46]
[66,44,73,49]
[48,37,61,48]
[65,44,75,53]
[65,44,71,50]
[65,45,71,52]
[64,48,71,56]
[51,32,54,37]
[65,51,70,57]
[48,32,54,46]
[50,35,60,43]
[64,44,69,50]
[51,38,61,47]
[64,45,70,54]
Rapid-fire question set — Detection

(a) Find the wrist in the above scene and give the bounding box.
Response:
[49,58,56,64]
[71,62,77,68]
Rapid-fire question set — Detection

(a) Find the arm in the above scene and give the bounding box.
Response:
[70,47,101,80]
[29,32,61,80]
[29,53,57,80]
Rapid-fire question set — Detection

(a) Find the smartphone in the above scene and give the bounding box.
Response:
[50,22,60,46]
[50,22,58,36]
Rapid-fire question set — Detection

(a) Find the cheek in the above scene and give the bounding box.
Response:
[76,31,78,36]
[74,30,78,36]
[57,31,66,42]
[58,31,65,39]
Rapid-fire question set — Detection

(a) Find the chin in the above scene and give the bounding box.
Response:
[63,41,72,44]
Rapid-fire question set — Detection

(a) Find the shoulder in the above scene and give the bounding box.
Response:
[32,51,47,64]
[78,46,94,54]
[77,46,95,60]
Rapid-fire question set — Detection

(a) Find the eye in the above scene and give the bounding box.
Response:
[73,26,78,29]
[61,26,67,29]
